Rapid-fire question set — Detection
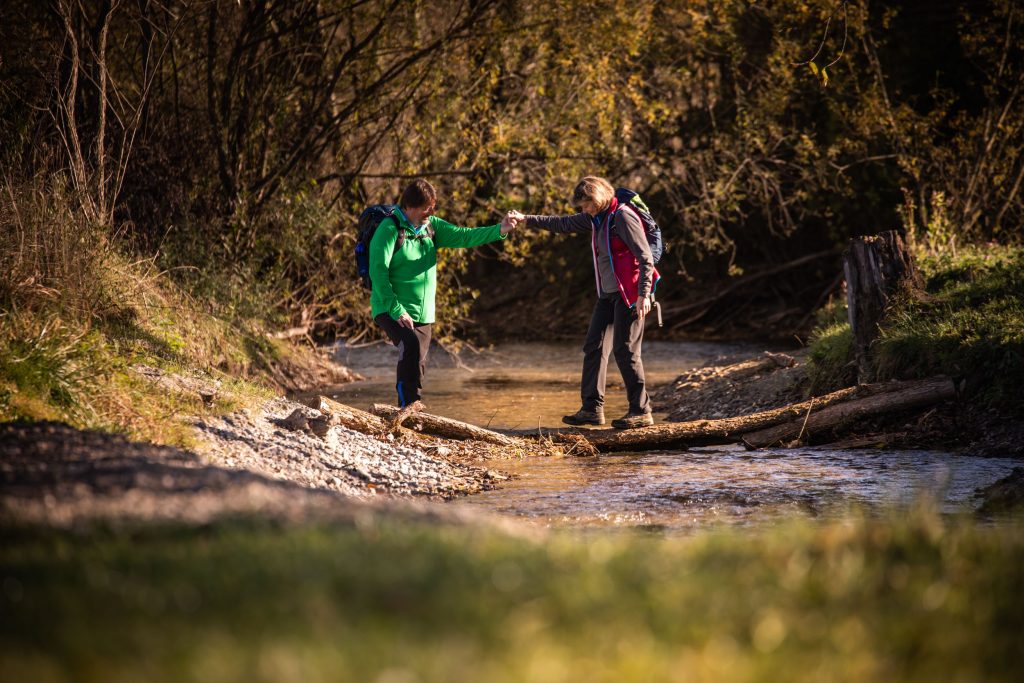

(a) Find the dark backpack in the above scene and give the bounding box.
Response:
[355,204,435,289]
[354,204,398,289]
[614,188,664,264]
[354,202,438,288]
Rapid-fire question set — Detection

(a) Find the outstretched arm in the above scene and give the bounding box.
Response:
[516,211,593,234]
[431,216,509,249]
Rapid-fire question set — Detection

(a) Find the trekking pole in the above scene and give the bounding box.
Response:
[651,295,663,328]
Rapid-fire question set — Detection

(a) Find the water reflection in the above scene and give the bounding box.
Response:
[330,340,756,429]
[462,445,1021,530]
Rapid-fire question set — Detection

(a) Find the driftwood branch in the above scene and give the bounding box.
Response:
[386,401,425,432]
[370,404,517,446]
[303,396,393,435]
[306,377,954,455]
[580,386,863,452]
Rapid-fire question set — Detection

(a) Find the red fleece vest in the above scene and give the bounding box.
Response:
[591,198,661,307]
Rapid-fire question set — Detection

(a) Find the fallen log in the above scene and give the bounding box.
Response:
[370,403,517,446]
[301,396,392,434]
[741,376,956,448]
[577,387,858,452]
[568,377,956,453]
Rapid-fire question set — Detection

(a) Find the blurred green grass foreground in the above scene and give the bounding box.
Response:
[2,509,1022,683]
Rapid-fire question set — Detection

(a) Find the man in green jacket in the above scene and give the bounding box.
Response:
[370,179,518,407]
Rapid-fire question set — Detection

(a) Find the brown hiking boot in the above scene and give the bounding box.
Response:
[611,412,654,430]
[562,408,605,426]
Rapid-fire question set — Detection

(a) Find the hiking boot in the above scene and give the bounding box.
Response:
[562,408,605,426]
[611,412,654,430]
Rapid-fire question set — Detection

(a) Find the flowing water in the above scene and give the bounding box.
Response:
[330,341,1021,530]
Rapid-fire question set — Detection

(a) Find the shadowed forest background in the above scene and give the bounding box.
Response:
[2,0,1022,346]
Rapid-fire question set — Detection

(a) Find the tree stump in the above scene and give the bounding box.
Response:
[843,230,921,384]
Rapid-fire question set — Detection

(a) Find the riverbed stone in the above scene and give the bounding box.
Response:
[977,467,1024,516]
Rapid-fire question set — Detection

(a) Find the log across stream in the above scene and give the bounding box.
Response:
[355,377,956,454]
[324,341,1019,528]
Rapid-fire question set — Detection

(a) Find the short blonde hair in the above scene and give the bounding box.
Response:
[572,176,615,211]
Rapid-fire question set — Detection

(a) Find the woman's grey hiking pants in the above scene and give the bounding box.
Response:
[374,313,432,407]
[581,293,652,416]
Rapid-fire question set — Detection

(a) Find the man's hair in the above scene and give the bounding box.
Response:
[400,179,437,209]
[572,176,615,210]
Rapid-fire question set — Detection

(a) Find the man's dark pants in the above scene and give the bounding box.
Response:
[580,293,652,415]
[374,313,432,407]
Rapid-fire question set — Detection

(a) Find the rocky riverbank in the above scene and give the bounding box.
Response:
[193,396,508,500]
[0,360,522,527]
[5,345,1022,529]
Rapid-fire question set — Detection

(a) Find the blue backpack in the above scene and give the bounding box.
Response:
[614,188,664,264]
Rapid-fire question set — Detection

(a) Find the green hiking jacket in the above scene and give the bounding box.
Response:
[369,211,507,324]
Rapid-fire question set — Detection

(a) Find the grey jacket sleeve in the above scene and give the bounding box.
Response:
[614,207,655,299]
[524,212,593,234]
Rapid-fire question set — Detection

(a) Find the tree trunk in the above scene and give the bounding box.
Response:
[302,396,391,434]
[740,376,956,448]
[843,230,922,383]
[370,404,517,446]
[533,377,955,453]
[572,386,865,453]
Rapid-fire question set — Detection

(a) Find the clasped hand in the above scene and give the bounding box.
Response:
[500,209,526,235]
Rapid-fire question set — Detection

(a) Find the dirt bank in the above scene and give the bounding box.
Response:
[652,351,808,421]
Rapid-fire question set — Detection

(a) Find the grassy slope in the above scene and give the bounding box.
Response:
[0,182,329,446]
[1,510,1022,683]
[0,260,286,446]
[808,245,1024,409]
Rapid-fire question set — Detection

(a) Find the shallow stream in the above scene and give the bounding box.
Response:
[331,342,1021,530]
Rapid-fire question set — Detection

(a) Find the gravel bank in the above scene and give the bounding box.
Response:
[193,397,501,500]
[0,394,509,527]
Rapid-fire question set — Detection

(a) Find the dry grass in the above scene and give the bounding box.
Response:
[0,175,324,444]
[1,177,112,323]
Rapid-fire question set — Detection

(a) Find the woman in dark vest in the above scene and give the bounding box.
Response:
[510,176,660,429]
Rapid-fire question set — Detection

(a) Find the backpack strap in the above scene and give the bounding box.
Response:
[388,209,434,251]
[615,200,640,224]
[408,217,435,242]
[384,209,406,251]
